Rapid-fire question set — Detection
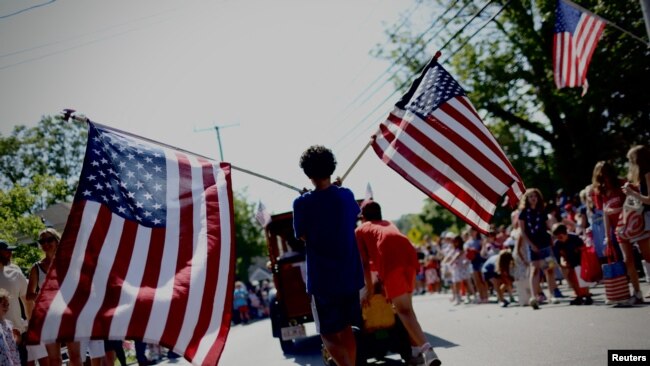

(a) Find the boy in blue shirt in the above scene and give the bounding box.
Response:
[293,145,364,366]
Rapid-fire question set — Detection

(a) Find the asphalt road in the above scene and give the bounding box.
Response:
[161,281,650,366]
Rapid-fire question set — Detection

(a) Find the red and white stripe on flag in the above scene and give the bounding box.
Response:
[26,123,236,366]
[553,4,605,89]
[372,84,524,234]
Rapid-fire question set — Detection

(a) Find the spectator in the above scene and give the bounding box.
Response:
[355,201,441,366]
[0,240,30,366]
[28,229,85,366]
[481,250,515,307]
[463,228,488,303]
[292,145,364,366]
[619,145,650,304]
[518,189,560,309]
[551,224,592,305]
[443,235,475,305]
[27,228,57,366]
[424,255,441,294]
[0,288,21,365]
[591,161,626,263]
[233,281,250,324]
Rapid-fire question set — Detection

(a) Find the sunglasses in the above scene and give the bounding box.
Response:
[38,237,57,245]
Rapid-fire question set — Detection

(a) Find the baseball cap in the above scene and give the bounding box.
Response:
[443,231,457,239]
[0,240,17,251]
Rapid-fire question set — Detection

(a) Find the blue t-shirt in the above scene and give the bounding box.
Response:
[293,185,364,296]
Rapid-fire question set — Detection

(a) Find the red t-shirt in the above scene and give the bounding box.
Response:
[355,220,419,278]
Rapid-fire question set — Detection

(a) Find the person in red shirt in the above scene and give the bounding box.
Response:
[356,201,441,366]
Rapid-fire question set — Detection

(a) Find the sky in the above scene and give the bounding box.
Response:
[0,0,438,221]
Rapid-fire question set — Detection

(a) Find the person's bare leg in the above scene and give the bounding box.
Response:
[530,263,541,297]
[46,343,62,366]
[66,342,83,366]
[104,350,116,366]
[473,271,488,301]
[490,278,504,302]
[391,293,426,346]
[320,327,356,366]
[545,267,557,295]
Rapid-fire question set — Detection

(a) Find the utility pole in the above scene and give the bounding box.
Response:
[194,123,240,161]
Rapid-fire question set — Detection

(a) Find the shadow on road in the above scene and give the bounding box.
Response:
[282,331,458,365]
[425,332,458,349]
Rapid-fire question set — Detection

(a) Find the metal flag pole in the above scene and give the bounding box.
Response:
[66,111,302,193]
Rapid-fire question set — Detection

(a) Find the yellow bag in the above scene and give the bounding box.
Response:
[362,294,395,332]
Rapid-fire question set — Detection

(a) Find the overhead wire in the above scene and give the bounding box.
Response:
[442,0,511,63]
[338,0,425,91]
[0,7,180,59]
[343,0,475,117]
[333,0,506,151]
[335,0,463,119]
[0,0,56,20]
[0,9,183,71]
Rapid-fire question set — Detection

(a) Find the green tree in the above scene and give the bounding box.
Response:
[0,114,86,270]
[233,192,267,282]
[374,0,650,197]
[0,115,87,197]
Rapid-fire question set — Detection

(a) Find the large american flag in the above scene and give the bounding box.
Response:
[26,121,236,366]
[553,0,605,90]
[371,59,524,234]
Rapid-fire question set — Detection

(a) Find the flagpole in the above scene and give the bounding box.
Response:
[340,139,373,183]
[339,51,443,184]
[229,165,302,193]
[68,113,302,193]
[564,0,650,47]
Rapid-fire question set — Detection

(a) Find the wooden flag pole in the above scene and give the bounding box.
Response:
[339,51,444,184]
[67,112,302,193]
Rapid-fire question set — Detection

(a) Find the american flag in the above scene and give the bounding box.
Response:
[553,0,605,90]
[27,121,236,366]
[255,201,271,228]
[371,59,524,234]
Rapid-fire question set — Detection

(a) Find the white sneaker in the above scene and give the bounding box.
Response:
[550,297,560,304]
[422,347,442,366]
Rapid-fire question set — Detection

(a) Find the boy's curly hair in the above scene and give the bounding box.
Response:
[299,145,337,179]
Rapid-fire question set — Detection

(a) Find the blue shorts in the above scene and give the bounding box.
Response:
[471,256,486,272]
[482,262,497,281]
[529,246,553,262]
[312,292,362,335]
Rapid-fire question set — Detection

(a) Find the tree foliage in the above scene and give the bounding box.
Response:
[0,115,87,197]
[233,191,267,281]
[375,0,650,198]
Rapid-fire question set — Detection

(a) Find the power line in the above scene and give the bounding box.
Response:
[443,0,511,63]
[0,13,179,71]
[0,0,56,20]
[0,7,179,59]
[333,0,498,149]
[334,0,464,119]
[338,0,426,91]
[345,0,476,117]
